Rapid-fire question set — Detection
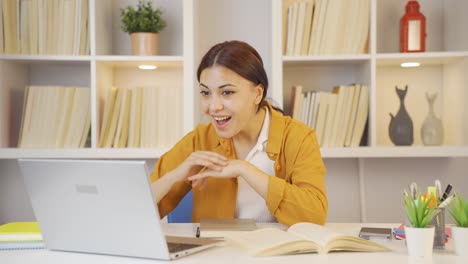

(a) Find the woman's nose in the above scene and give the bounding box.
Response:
[209,94,223,112]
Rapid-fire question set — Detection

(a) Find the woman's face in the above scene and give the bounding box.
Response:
[199,65,263,139]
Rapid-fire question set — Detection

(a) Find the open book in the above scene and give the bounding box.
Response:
[227,222,390,256]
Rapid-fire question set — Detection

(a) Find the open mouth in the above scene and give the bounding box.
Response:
[213,116,231,126]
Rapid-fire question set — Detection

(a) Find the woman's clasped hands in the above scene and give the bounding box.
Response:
[172,151,248,189]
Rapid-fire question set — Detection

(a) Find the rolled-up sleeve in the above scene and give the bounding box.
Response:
[150,131,195,218]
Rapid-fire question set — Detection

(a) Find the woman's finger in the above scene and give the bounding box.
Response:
[190,152,228,166]
[194,151,228,160]
[191,178,208,190]
[198,178,208,190]
[188,171,211,181]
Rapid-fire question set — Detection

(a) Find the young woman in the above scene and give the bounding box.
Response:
[150,41,327,226]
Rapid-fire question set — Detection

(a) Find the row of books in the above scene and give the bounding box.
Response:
[291,84,368,147]
[99,86,182,149]
[283,0,370,56]
[18,86,91,148]
[0,0,89,55]
[0,222,44,250]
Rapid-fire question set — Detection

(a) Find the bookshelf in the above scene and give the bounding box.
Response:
[0,0,467,224]
[274,0,468,156]
[1,0,464,158]
[273,0,468,223]
[0,0,193,154]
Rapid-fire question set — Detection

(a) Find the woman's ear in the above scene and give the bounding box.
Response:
[254,84,264,105]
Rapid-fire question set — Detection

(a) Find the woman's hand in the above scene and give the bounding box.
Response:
[188,160,248,181]
[170,151,228,183]
[188,159,269,199]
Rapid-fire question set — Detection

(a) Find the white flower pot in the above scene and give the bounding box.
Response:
[452,226,468,256]
[405,226,435,257]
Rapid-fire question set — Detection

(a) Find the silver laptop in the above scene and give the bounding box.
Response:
[18,159,221,260]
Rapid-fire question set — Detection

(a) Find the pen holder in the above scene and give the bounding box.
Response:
[430,208,445,249]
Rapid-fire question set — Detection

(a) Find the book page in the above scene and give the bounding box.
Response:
[288,222,343,246]
[288,223,390,253]
[227,227,318,256]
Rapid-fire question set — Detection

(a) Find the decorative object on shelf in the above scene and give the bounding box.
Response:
[403,183,436,257]
[389,85,413,146]
[400,0,426,52]
[120,0,167,56]
[448,194,468,256]
[421,92,444,146]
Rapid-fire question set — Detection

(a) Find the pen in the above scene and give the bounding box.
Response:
[438,194,455,208]
[410,182,418,199]
[440,184,452,202]
[196,226,200,238]
[435,180,442,201]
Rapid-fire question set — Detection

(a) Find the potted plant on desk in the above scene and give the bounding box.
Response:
[403,190,437,257]
[120,0,167,55]
[448,193,468,256]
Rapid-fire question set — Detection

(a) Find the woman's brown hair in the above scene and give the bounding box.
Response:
[196,41,272,110]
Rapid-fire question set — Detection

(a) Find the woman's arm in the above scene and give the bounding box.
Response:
[188,159,270,199]
[188,130,327,226]
[266,130,327,226]
[151,151,228,203]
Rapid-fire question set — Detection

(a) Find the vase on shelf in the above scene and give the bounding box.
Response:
[421,92,443,146]
[389,85,414,146]
[131,32,159,56]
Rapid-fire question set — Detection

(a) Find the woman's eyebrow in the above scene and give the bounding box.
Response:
[199,83,237,89]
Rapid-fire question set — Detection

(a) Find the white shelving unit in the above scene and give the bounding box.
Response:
[0,0,194,154]
[272,0,468,222]
[0,0,467,224]
[274,0,468,157]
[1,0,465,158]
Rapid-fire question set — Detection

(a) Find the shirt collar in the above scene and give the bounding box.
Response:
[264,101,284,155]
[258,107,270,148]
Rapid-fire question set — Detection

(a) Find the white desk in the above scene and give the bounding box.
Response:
[1,223,467,264]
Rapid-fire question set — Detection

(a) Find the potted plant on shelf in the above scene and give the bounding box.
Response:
[403,188,437,257]
[120,0,167,56]
[448,193,468,256]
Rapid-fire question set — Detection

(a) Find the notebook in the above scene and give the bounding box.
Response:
[18,159,221,260]
[0,222,45,250]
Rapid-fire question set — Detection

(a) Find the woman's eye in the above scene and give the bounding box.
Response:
[200,90,209,96]
[222,90,234,96]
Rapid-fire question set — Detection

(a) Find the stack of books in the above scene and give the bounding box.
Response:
[18,86,91,148]
[283,0,370,56]
[1,0,90,55]
[98,86,182,148]
[0,222,44,250]
[290,84,369,147]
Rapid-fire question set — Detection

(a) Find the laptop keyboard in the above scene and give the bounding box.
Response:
[167,242,201,253]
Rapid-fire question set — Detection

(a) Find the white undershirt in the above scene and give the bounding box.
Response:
[235,107,276,223]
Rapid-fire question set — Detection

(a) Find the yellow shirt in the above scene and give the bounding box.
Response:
[150,101,328,226]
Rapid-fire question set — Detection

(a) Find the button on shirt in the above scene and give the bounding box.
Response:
[235,107,276,223]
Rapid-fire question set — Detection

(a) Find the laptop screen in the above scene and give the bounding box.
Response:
[19,159,173,260]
